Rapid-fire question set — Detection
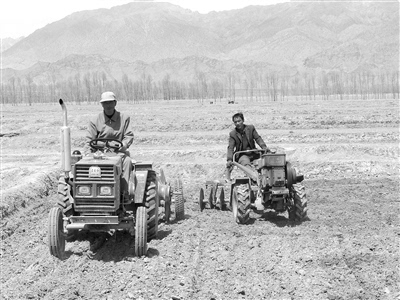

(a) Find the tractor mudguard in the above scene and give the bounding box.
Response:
[286,162,304,188]
[230,177,252,202]
[231,177,251,186]
[134,170,148,204]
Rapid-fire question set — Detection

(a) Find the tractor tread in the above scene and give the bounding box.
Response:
[235,184,251,224]
[289,183,308,222]
[145,170,159,240]
[57,177,74,217]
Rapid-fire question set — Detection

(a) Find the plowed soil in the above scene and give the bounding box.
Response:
[1,97,399,300]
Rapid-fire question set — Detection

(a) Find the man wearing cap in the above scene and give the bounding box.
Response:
[85,91,134,198]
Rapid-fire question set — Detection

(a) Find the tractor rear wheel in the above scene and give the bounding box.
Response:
[232,184,251,224]
[288,183,308,221]
[145,170,159,240]
[135,206,147,256]
[57,177,74,217]
[174,178,185,221]
[158,168,170,223]
[48,207,65,259]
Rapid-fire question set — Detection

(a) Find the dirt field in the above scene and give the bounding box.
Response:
[1,97,399,300]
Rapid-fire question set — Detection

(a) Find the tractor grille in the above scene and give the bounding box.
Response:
[75,165,115,181]
[75,198,116,207]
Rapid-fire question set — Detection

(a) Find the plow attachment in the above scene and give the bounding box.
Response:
[158,169,185,222]
[199,180,227,211]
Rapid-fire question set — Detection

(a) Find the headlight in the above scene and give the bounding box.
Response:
[77,185,91,195]
[99,185,113,196]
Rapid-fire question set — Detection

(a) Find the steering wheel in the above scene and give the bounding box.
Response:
[89,138,123,152]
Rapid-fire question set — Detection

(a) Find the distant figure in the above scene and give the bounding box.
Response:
[226,112,269,180]
[84,91,134,198]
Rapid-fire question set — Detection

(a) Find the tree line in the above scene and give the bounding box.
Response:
[1,69,398,105]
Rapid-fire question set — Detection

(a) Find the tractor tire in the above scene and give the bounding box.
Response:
[219,188,226,211]
[199,187,205,212]
[288,183,308,222]
[232,184,251,224]
[174,178,185,221]
[145,170,159,241]
[135,206,148,257]
[57,177,74,217]
[208,186,216,209]
[48,207,65,259]
[164,197,171,224]
[159,168,172,223]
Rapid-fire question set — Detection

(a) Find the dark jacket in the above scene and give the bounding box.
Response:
[227,124,267,162]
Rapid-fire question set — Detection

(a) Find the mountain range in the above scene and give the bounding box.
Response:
[1,37,24,52]
[1,1,399,84]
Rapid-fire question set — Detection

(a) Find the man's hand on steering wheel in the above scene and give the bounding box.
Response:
[89,138,123,153]
[118,144,127,153]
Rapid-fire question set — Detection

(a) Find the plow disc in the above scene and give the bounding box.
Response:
[199,180,226,211]
[158,169,185,223]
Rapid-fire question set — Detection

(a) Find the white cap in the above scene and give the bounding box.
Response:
[100,91,116,102]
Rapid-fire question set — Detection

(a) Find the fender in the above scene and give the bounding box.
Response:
[230,177,252,205]
[134,170,148,204]
[286,162,304,189]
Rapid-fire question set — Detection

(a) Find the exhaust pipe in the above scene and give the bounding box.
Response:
[59,99,71,176]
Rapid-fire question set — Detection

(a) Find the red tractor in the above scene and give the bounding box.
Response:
[48,100,184,259]
[199,149,307,224]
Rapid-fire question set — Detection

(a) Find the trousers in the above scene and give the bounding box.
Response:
[225,154,253,180]
[121,154,132,196]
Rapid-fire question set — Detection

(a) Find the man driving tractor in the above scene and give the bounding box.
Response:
[226,112,269,180]
[84,91,134,198]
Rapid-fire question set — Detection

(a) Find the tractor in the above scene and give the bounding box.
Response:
[48,99,184,259]
[199,149,307,224]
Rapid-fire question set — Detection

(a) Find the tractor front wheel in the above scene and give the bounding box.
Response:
[135,206,148,256]
[57,177,74,217]
[48,207,66,259]
[232,184,251,224]
[288,183,308,222]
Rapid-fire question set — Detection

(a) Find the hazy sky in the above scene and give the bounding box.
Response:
[0,0,288,39]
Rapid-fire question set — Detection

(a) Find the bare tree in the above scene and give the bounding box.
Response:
[162,74,171,100]
[83,72,92,102]
[270,73,278,101]
[391,70,399,99]
[8,77,17,105]
[74,73,82,103]
[24,75,34,106]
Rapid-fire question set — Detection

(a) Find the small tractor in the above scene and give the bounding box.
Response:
[199,149,307,224]
[48,99,184,259]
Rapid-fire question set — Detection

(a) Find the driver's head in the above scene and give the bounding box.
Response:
[100,91,117,115]
[232,112,244,131]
